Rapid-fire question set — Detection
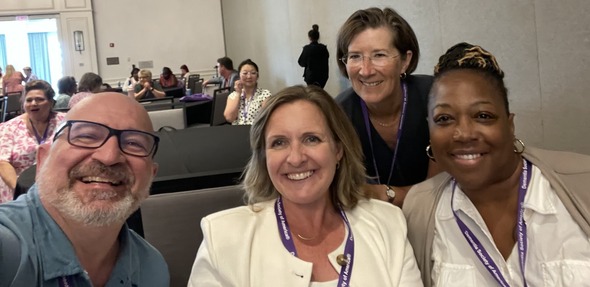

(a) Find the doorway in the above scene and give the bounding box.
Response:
[0,15,63,89]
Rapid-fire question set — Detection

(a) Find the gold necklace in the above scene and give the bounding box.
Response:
[296,233,318,241]
[369,116,395,127]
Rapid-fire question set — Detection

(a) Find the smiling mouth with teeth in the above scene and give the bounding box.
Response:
[81,176,123,186]
[287,171,314,180]
[455,154,482,160]
[362,81,382,87]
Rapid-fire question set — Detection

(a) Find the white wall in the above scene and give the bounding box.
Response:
[0,0,98,81]
[92,0,225,85]
[3,0,588,154]
[221,0,590,155]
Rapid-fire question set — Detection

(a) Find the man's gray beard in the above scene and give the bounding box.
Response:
[38,164,151,227]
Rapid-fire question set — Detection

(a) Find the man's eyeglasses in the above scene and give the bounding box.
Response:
[340,52,400,67]
[53,120,160,157]
[240,71,258,77]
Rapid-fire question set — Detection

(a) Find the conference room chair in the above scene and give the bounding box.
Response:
[210,87,231,126]
[141,185,246,287]
[147,107,187,131]
[186,74,201,94]
[2,92,22,122]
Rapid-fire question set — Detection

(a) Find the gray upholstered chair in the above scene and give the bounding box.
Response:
[141,185,246,287]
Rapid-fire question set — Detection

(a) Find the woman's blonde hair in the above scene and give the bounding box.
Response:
[242,85,367,210]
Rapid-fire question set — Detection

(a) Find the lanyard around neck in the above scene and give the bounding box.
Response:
[360,82,408,185]
[241,90,252,121]
[274,197,355,286]
[451,158,532,287]
[29,118,50,144]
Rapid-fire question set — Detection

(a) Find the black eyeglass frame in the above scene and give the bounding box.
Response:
[53,120,160,158]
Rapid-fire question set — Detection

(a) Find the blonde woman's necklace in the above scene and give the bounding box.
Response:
[274,196,355,285]
[296,233,318,241]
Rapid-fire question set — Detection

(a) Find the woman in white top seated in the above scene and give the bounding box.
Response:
[403,42,590,286]
[189,85,422,286]
[223,59,272,125]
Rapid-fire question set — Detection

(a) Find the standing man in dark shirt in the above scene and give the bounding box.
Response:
[298,24,329,88]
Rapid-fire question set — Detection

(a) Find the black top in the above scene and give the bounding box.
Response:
[298,41,329,88]
[336,74,434,186]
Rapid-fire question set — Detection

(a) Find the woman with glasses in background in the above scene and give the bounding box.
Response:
[335,7,440,207]
[0,80,66,203]
[224,59,272,125]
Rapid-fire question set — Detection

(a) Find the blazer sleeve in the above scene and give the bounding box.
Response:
[188,218,224,287]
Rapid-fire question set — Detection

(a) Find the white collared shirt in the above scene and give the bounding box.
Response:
[432,165,590,286]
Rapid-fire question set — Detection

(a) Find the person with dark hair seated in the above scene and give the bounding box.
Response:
[68,72,103,108]
[124,67,140,97]
[180,65,190,82]
[0,80,66,203]
[55,76,77,109]
[404,42,590,286]
[203,57,239,92]
[224,59,272,125]
[159,66,178,89]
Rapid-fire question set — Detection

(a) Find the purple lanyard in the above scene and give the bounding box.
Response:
[241,91,252,120]
[360,82,408,185]
[451,159,532,287]
[274,197,355,286]
[29,118,50,144]
[59,276,72,287]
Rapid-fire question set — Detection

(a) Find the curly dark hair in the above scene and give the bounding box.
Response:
[432,42,509,114]
[25,80,56,102]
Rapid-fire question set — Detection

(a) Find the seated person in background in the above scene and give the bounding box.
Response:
[123,67,140,93]
[180,64,190,83]
[189,85,422,286]
[134,69,165,100]
[54,76,77,109]
[159,66,178,89]
[404,42,590,286]
[203,56,239,92]
[68,72,103,108]
[0,92,169,286]
[100,83,112,90]
[23,67,39,83]
[0,80,66,203]
[224,59,272,125]
[2,64,25,94]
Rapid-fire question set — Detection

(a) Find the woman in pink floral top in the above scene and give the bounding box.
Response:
[0,80,66,203]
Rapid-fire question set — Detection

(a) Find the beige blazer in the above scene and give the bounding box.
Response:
[403,146,590,287]
[189,199,423,287]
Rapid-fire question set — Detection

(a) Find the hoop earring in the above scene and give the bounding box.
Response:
[336,162,340,170]
[426,145,436,161]
[400,72,407,79]
[513,138,525,154]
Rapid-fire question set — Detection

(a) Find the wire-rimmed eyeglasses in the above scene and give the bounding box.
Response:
[240,71,258,77]
[340,52,400,67]
[53,120,160,158]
